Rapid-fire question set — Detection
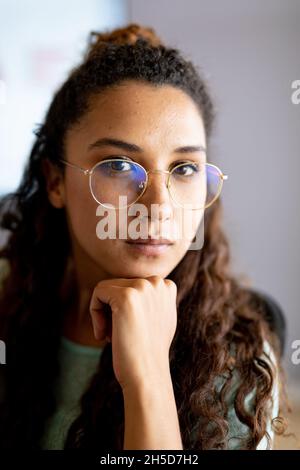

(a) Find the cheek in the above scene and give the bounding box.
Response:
[64,178,123,266]
[172,208,204,244]
[64,176,99,242]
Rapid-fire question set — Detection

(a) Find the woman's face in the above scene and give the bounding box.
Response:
[49,81,207,281]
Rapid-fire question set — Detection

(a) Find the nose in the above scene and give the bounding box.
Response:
[137,170,173,221]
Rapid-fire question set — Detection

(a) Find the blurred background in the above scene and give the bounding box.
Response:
[0,0,299,449]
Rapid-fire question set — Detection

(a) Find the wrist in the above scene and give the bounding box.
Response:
[122,372,182,450]
[122,361,172,391]
[122,371,174,403]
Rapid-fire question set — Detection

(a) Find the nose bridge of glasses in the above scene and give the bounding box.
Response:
[146,168,170,185]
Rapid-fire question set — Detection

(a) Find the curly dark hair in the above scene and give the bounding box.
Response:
[0,23,290,449]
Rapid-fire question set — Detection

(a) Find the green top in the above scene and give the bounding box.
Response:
[38,335,278,450]
[40,336,103,449]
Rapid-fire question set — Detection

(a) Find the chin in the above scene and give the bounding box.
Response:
[117,264,171,279]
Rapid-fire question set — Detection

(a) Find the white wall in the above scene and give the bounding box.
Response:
[0,0,128,194]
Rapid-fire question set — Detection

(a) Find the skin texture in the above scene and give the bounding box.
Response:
[44,80,206,352]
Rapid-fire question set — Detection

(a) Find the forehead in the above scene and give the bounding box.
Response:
[67,81,206,149]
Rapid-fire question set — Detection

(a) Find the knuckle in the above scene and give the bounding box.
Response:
[132,279,148,290]
[123,286,137,301]
[147,275,163,286]
[165,279,177,292]
[95,280,105,289]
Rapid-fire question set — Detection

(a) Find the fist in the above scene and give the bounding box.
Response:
[89,276,178,391]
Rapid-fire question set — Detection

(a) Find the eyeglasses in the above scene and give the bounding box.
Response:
[58,157,228,210]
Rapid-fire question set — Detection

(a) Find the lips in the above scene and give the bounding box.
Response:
[125,238,174,256]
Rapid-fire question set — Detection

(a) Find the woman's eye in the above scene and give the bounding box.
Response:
[173,163,199,176]
[109,160,132,172]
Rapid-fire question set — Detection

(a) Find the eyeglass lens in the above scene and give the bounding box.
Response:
[90,159,222,209]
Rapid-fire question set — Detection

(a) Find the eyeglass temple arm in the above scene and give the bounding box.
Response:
[59,159,90,175]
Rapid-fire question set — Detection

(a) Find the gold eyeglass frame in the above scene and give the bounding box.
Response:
[58,158,228,210]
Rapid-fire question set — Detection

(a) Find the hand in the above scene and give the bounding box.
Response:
[89,276,178,392]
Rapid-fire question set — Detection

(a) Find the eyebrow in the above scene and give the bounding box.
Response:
[87,137,206,154]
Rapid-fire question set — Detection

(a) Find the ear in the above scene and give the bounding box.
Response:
[41,158,65,209]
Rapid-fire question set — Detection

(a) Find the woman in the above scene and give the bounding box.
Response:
[0,23,289,450]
